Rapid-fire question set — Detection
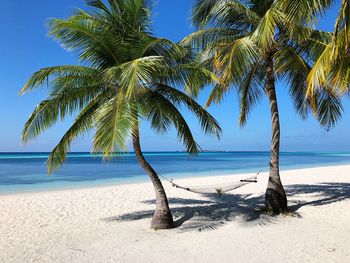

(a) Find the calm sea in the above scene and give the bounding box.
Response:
[1,151,350,194]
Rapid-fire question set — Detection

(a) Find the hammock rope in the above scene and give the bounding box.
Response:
[159,169,263,197]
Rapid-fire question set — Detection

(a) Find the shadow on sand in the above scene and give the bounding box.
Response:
[103,182,350,231]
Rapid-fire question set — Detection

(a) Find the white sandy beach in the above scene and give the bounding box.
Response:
[1,164,350,263]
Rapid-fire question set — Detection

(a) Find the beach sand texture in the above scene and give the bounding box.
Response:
[1,165,350,263]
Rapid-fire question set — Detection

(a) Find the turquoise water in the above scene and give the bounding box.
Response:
[1,151,350,194]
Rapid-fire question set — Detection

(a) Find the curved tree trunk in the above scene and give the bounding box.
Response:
[265,54,288,213]
[131,118,174,229]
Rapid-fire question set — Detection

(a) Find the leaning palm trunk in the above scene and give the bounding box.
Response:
[265,54,288,213]
[132,120,174,229]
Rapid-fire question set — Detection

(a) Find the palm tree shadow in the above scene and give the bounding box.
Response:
[170,194,271,231]
[286,182,350,212]
[103,193,273,231]
[103,182,350,232]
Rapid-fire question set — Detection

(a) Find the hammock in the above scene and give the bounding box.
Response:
[161,169,262,197]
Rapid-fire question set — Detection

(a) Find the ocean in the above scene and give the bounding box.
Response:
[1,151,350,194]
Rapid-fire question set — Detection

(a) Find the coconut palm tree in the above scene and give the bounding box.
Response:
[307,0,350,96]
[20,0,221,229]
[184,0,342,213]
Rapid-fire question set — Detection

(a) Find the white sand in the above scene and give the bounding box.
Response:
[1,165,350,263]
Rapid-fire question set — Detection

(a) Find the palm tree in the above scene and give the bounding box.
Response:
[185,0,342,213]
[307,0,350,96]
[20,0,221,229]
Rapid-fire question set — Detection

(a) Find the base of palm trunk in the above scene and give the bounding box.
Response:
[151,210,175,230]
[265,188,288,214]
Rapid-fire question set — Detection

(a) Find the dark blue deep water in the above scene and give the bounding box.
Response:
[1,151,350,194]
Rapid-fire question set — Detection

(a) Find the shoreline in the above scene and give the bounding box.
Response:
[2,161,350,197]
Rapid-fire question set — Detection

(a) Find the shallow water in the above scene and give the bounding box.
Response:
[1,151,350,194]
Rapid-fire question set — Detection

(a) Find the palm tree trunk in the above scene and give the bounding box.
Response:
[265,54,288,213]
[131,118,174,229]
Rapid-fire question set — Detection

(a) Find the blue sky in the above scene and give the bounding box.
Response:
[0,0,348,152]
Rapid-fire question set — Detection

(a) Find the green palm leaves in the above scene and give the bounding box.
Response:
[307,0,350,97]
[21,0,347,176]
[189,0,343,129]
[21,0,221,173]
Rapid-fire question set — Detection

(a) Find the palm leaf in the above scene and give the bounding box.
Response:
[92,97,132,157]
[140,88,201,153]
[104,56,164,99]
[217,36,260,86]
[238,62,264,126]
[313,89,343,130]
[47,91,112,173]
[20,65,101,94]
[252,7,284,53]
[153,84,222,138]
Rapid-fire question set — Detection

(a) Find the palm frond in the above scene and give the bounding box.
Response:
[22,83,102,143]
[306,42,334,96]
[334,0,349,47]
[180,28,243,53]
[162,61,219,98]
[153,84,222,138]
[104,56,164,99]
[252,7,284,53]
[192,0,259,29]
[20,65,100,94]
[140,88,201,153]
[216,36,260,86]
[48,15,121,67]
[312,89,343,130]
[274,46,311,118]
[92,97,133,157]
[276,0,334,24]
[238,62,265,126]
[47,91,112,173]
